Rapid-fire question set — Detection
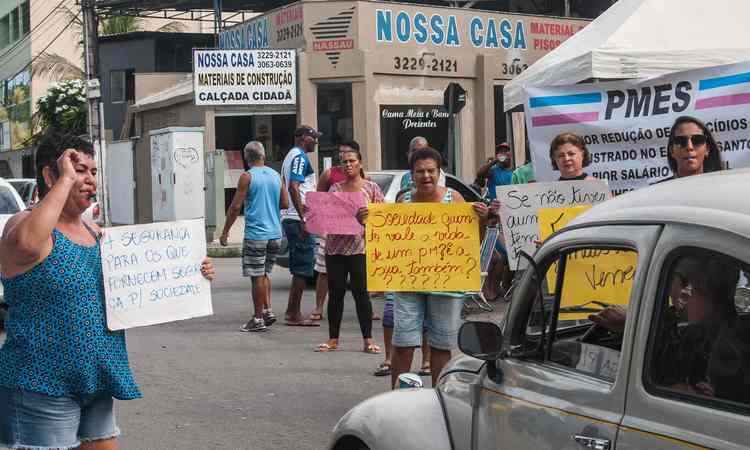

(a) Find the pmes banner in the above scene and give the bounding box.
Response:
[193,49,296,106]
[365,203,481,292]
[524,62,750,194]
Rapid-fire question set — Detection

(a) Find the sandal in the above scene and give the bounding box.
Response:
[418,365,432,376]
[363,343,381,354]
[373,362,392,377]
[309,313,324,321]
[315,343,337,352]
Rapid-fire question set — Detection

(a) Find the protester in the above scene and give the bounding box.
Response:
[375,294,432,377]
[512,148,535,184]
[661,116,724,182]
[0,130,215,450]
[400,136,446,191]
[476,143,514,200]
[549,132,595,181]
[221,141,288,332]
[281,125,322,326]
[389,147,488,387]
[315,143,383,353]
[310,142,354,321]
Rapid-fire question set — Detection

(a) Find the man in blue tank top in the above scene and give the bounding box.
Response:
[221,141,288,332]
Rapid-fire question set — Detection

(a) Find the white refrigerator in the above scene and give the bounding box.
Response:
[149,127,205,221]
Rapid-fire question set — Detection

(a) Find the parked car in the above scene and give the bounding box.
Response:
[83,201,104,225]
[330,169,750,450]
[7,178,37,207]
[276,171,484,268]
[0,178,25,330]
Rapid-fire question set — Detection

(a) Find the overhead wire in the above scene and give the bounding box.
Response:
[0,0,76,67]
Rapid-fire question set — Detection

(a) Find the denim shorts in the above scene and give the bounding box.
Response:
[392,293,464,350]
[383,295,394,328]
[282,219,315,278]
[0,386,119,449]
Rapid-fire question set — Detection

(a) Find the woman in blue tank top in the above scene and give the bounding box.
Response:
[0,130,215,450]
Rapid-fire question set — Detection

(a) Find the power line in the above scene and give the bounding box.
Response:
[11,14,80,79]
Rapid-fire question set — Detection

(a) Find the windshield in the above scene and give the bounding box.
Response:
[0,186,21,214]
[368,173,395,197]
[9,181,32,202]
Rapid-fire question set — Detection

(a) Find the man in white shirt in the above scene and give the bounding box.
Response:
[281,125,321,326]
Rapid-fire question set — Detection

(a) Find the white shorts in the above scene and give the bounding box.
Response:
[314,236,327,274]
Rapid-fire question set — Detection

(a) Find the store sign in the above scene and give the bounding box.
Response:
[380,105,450,170]
[218,4,304,50]
[375,8,583,50]
[193,49,297,106]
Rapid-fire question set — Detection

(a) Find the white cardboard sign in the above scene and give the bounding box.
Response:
[101,218,212,330]
[496,180,609,270]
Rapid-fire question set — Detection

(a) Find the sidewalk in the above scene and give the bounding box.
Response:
[207,217,244,257]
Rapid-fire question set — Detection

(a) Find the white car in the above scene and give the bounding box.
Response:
[0,178,25,329]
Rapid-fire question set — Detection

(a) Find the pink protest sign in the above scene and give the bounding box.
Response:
[305,192,366,235]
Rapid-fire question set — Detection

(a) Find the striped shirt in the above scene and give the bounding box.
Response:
[325,180,384,256]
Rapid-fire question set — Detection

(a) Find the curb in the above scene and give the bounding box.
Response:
[207,245,242,258]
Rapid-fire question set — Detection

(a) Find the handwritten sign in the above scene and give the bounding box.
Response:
[539,206,637,320]
[101,219,212,331]
[496,180,609,270]
[365,203,481,292]
[305,192,366,235]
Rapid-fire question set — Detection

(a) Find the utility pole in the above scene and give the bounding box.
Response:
[82,0,110,226]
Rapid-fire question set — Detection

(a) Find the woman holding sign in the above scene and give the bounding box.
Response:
[386,147,489,387]
[315,145,384,354]
[0,131,215,450]
[549,132,596,181]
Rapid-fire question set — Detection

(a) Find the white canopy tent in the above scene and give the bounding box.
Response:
[504,0,750,111]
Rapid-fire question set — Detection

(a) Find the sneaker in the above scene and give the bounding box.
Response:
[240,318,267,332]
[263,310,277,327]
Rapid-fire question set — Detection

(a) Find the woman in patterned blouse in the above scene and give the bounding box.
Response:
[0,130,215,450]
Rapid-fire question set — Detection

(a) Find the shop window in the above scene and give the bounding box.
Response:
[317,83,352,171]
[524,246,639,382]
[494,86,508,146]
[380,104,450,171]
[20,1,29,36]
[9,7,18,42]
[646,248,750,411]
[0,14,10,49]
[111,70,126,103]
[0,121,9,150]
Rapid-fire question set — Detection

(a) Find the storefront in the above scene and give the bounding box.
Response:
[214,0,587,178]
[129,0,587,223]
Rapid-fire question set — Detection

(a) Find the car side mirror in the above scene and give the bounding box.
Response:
[459,321,504,383]
[458,321,503,360]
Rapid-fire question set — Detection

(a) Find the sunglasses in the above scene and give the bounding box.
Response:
[673,134,707,148]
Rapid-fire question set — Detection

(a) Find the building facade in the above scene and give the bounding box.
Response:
[126,0,590,223]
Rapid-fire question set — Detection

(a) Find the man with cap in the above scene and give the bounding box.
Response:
[281,125,321,326]
[477,142,514,200]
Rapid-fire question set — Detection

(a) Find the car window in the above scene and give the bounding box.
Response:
[524,246,639,382]
[368,173,394,197]
[9,181,31,203]
[446,176,481,203]
[646,248,750,410]
[0,186,21,214]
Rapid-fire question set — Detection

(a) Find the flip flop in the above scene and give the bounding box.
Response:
[371,314,381,321]
[418,366,432,376]
[309,313,323,321]
[363,343,381,354]
[373,362,391,377]
[285,320,320,327]
[315,343,337,352]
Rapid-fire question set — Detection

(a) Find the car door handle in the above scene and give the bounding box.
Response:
[573,435,611,450]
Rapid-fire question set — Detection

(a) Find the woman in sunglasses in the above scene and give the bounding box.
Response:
[663,116,724,182]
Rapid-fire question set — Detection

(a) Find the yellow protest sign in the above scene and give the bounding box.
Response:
[538,206,638,320]
[366,203,481,292]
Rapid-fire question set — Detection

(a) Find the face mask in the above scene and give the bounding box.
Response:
[497,155,509,163]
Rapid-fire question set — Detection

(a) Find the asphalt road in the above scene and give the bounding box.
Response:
[117,258,410,450]
[0,257,504,450]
